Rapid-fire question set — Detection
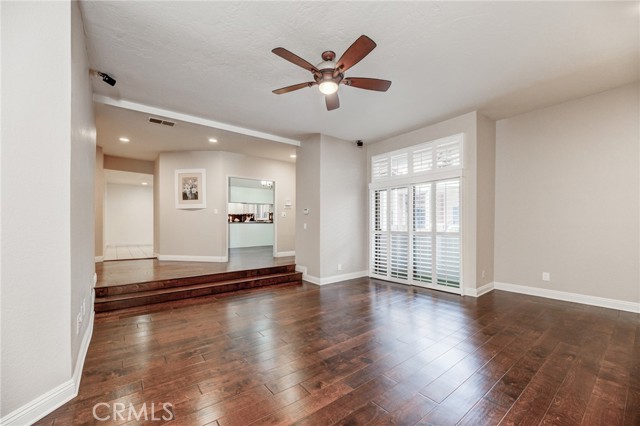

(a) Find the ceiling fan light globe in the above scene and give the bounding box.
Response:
[319,81,338,95]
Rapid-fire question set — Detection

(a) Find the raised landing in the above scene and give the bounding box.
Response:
[95,247,300,312]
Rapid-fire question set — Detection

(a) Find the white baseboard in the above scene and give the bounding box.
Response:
[73,301,94,391]
[494,281,640,313]
[105,243,153,247]
[304,274,321,285]
[295,266,367,286]
[0,379,76,426]
[464,282,495,297]
[295,265,318,284]
[304,270,369,286]
[0,300,95,426]
[94,256,104,263]
[156,254,228,262]
[274,251,295,258]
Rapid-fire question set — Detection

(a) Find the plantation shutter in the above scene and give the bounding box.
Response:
[389,188,409,279]
[435,139,461,168]
[390,153,409,176]
[372,157,389,180]
[435,180,460,288]
[372,189,388,276]
[412,147,433,173]
[412,184,432,284]
[370,134,463,294]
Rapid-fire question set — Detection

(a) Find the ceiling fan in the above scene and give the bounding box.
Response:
[271,35,392,111]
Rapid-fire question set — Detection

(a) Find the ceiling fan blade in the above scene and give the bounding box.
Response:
[325,93,340,111]
[272,82,315,94]
[335,35,377,73]
[272,47,319,74]
[343,77,392,92]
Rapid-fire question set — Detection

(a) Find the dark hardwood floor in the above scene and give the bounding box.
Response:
[37,278,639,425]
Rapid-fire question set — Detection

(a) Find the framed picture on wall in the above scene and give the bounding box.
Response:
[175,169,206,209]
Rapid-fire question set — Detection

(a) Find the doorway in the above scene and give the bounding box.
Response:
[228,177,275,255]
[103,169,154,260]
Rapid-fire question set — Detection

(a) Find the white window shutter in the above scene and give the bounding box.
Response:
[412,147,433,173]
[390,234,409,279]
[390,153,409,176]
[372,157,389,180]
[435,140,461,169]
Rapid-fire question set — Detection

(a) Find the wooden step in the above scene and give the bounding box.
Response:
[95,264,296,297]
[94,271,302,312]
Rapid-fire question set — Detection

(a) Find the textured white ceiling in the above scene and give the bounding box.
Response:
[81,1,639,159]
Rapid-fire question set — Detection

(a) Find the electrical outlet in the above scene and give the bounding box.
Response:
[542,272,550,281]
[76,313,82,334]
[303,223,307,230]
[281,212,286,218]
[337,264,342,271]
[481,270,486,279]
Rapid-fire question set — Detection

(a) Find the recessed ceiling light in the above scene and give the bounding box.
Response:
[290,154,297,158]
[141,182,148,186]
[208,138,218,143]
[119,137,130,143]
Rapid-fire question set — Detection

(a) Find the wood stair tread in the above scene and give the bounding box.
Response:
[95,272,302,303]
[95,264,297,297]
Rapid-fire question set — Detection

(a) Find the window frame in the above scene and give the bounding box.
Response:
[369,134,465,295]
[371,133,463,185]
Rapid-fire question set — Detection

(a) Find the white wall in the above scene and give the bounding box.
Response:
[1,1,95,422]
[154,159,161,255]
[319,135,368,278]
[156,151,225,259]
[1,1,72,416]
[295,135,322,277]
[69,0,96,371]
[494,83,639,305]
[95,147,104,258]
[294,134,368,283]
[476,113,496,287]
[105,183,153,246]
[156,151,295,260]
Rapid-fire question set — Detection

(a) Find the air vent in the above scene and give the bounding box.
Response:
[148,117,175,127]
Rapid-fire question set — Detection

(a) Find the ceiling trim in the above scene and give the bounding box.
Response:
[93,95,301,147]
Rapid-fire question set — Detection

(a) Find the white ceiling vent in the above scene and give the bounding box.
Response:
[148,117,175,127]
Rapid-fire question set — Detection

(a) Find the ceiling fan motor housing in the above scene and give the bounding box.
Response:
[316,53,343,86]
[316,69,343,84]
